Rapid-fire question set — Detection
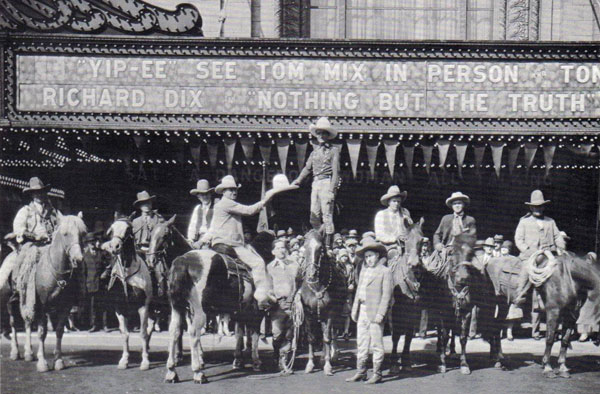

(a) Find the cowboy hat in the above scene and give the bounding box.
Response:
[345,237,358,246]
[347,229,359,239]
[445,191,470,208]
[309,117,338,140]
[483,237,495,247]
[190,179,214,195]
[276,230,287,238]
[361,231,376,241]
[337,248,349,258]
[493,234,504,243]
[215,175,241,194]
[356,238,387,257]
[380,185,408,206]
[22,177,51,194]
[525,190,550,206]
[474,240,485,250]
[269,174,299,195]
[133,191,156,207]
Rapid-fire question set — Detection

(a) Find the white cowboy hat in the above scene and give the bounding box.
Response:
[133,190,156,207]
[309,117,338,140]
[483,237,495,247]
[22,177,51,194]
[215,175,241,194]
[190,179,214,195]
[380,185,408,206]
[445,191,470,208]
[525,190,550,206]
[356,238,387,257]
[267,174,299,197]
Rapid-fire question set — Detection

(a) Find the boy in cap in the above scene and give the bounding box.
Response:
[187,179,214,249]
[346,239,393,384]
[292,117,341,251]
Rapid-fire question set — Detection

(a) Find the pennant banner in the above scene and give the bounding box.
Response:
[276,139,290,174]
[133,136,144,150]
[403,144,415,181]
[524,142,538,170]
[347,139,362,179]
[455,142,468,179]
[224,138,237,173]
[508,144,521,176]
[437,140,451,170]
[421,144,433,175]
[543,144,556,179]
[490,142,504,179]
[207,141,219,169]
[295,140,308,171]
[473,144,486,177]
[189,144,202,181]
[240,137,255,161]
[383,139,399,177]
[366,141,379,180]
[259,142,272,165]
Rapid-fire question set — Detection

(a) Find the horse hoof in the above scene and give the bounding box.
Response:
[403,364,413,372]
[232,359,243,370]
[558,370,571,379]
[324,363,333,376]
[193,373,207,384]
[543,369,557,379]
[305,360,315,374]
[118,360,128,370]
[36,361,49,373]
[24,353,34,362]
[389,364,400,375]
[494,361,506,370]
[252,361,262,372]
[438,365,447,374]
[140,360,150,371]
[460,366,471,375]
[54,359,65,371]
[165,371,180,383]
[9,351,20,361]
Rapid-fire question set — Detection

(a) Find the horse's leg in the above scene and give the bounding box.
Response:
[176,330,184,366]
[35,314,49,372]
[402,327,414,371]
[8,300,21,360]
[304,334,315,374]
[53,309,69,371]
[116,312,130,369]
[233,321,244,370]
[459,312,471,375]
[138,305,150,371]
[389,307,401,374]
[165,306,182,383]
[557,313,575,378]
[542,307,559,378]
[23,318,34,362]
[250,323,262,372]
[189,292,207,384]
[322,319,333,376]
[438,319,448,373]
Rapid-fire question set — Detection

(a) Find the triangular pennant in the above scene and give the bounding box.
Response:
[581,143,594,155]
[346,139,362,179]
[276,139,290,174]
[259,142,272,165]
[224,138,237,174]
[403,144,415,181]
[543,144,556,179]
[508,144,521,176]
[295,140,308,171]
[190,145,201,170]
[421,144,434,175]
[524,142,538,170]
[366,141,379,180]
[240,137,255,161]
[490,142,505,179]
[133,136,144,150]
[207,141,219,169]
[383,139,399,177]
[455,141,468,179]
[437,140,451,170]
[473,144,486,178]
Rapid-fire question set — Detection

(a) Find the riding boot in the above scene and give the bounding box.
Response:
[346,360,368,382]
[513,267,531,307]
[365,362,382,384]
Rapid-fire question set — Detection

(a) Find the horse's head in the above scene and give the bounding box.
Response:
[404,217,425,269]
[104,212,135,255]
[55,211,87,269]
[303,229,325,281]
[449,238,478,313]
[147,215,176,268]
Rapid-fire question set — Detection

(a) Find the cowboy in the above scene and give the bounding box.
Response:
[374,186,413,253]
[291,117,341,251]
[132,191,162,254]
[346,239,393,385]
[202,175,287,309]
[433,192,477,250]
[0,177,61,288]
[266,238,300,374]
[493,235,504,257]
[187,179,214,249]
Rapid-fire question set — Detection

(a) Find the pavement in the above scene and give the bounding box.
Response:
[1,331,599,394]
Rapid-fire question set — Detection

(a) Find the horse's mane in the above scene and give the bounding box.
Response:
[55,215,87,236]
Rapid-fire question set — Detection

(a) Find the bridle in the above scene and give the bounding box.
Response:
[448,261,472,316]
[303,238,333,320]
[47,236,80,290]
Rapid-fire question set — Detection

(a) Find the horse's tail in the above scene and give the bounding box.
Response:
[168,254,195,313]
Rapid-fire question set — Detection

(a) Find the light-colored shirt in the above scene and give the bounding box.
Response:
[13,201,60,243]
[267,258,299,300]
[187,203,212,241]
[207,196,263,247]
[374,207,412,244]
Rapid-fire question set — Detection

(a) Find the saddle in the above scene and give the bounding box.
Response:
[494,255,522,302]
[211,243,252,283]
[424,247,452,278]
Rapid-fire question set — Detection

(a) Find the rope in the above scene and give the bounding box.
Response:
[526,251,558,288]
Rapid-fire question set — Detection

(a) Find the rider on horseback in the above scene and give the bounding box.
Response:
[374,186,413,254]
[132,191,163,255]
[186,179,214,249]
[433,192,477,252]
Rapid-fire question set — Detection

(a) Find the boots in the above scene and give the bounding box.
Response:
[365,363,382,384]
[346,361,367,382]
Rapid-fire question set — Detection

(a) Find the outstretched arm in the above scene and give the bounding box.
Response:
[292,152,313,185]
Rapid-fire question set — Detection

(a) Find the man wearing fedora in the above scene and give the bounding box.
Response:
[132,191,163,254]
[433,192,477,250]
[291,117,341,252]
[187,179,214,249]
[374,185,413,253]
[0,177,61,288]
[346,238,393,384]
[202,175,283,309]
[513,190,565,339]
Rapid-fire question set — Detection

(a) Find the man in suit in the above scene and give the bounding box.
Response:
[346,239,393,385]
[186,179,214,249]
[433,192,477,250]
[132,190,162,254]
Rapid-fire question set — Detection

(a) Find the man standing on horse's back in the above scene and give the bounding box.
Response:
[0,177,60,288]
[132,191,162,255]
[433,192,477,250]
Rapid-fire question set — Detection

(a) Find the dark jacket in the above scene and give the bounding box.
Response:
[433,214,477,247]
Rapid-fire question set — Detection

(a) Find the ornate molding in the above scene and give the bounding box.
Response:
[528,0,540,41]
[0,0,203,35]
[506,0,530,41]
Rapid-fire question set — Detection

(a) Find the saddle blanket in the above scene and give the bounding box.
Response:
[497,256,522,299]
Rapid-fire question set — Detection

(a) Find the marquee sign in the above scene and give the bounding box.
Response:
[17,55,600,119]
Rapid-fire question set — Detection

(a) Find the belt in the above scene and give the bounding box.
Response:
[314,175,332,181]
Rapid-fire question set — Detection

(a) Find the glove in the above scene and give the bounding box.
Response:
[374,313,385,324]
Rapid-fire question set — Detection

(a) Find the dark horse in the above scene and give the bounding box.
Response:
[299,228,346,376]
[164,232,274,384]
[388,218,427,374]
[487,251,600,378]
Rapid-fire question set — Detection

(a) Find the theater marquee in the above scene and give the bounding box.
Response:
[17,55,600,118]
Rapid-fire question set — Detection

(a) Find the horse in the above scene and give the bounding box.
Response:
[388,218,426,374]
[164,231,274,384]
[419,233,475,374]
[103,215,154,370]
[1,213,87,372]
[299,228,346,376]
